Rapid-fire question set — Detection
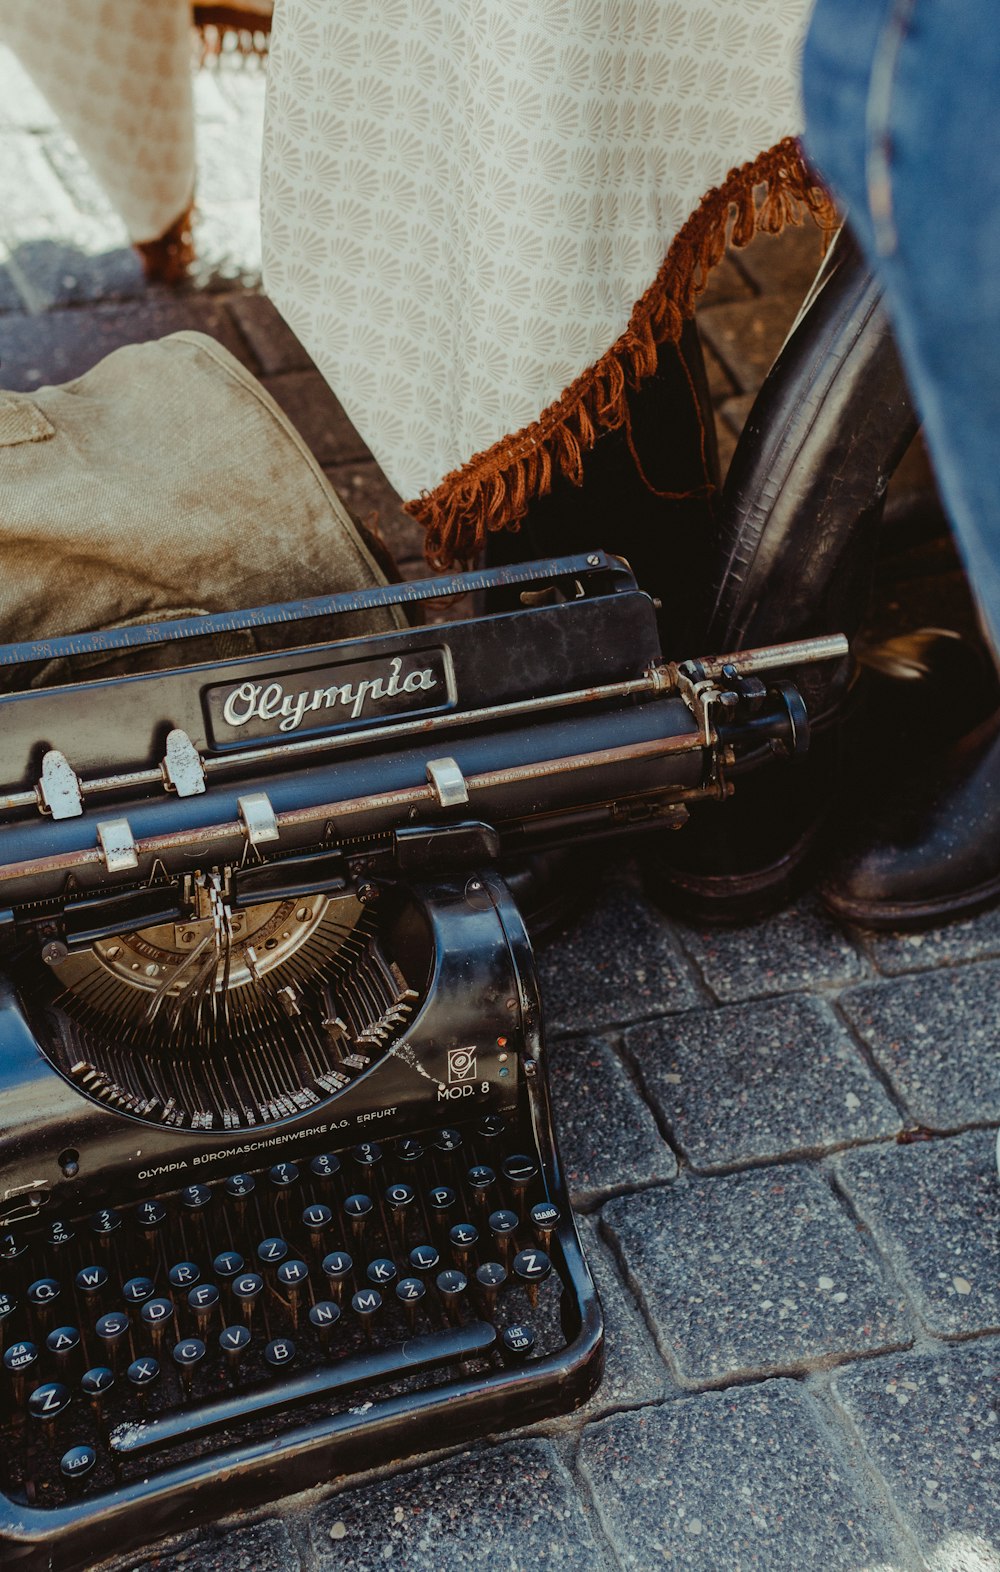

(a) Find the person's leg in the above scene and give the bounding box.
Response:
[803,0,1000,652]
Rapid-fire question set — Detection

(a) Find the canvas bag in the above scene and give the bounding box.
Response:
[0,330,405,674]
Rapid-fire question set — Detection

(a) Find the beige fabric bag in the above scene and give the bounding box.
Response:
[0,331,404,667]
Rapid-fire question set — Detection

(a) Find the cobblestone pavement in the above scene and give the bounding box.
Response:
[1,46,997,1572]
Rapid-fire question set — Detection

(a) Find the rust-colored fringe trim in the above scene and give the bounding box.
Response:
[407,137,837,569]
[135,202,196,284]
[194,6,271,63]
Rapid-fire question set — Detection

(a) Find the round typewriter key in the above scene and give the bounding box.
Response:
[0,1230,27,1262]
[81,1365,115,1399]
[188,1283,221,1334]
[46,1219,75,1248]
[501,1323,536,1361]
[427,1185,456,1217]
[168,1261,201,1290]
[80,1366,115,1425]
[181,1184,213,1212]
[343,1193,373,1243]
[488,1208,519,1237]
[434,1128,464,1155]
[385,1181,416,1212]
[75,1264,109,1298]
[264,1336,296,1369]
[320,1251,353,1302]
[172,1337,206,1394]
[277,1259,309,1288]
[530,1200,560,1241]
[449,1221,478,1257]
[27,1277,61,1311]
[213,1250,244,1280]
[122,1276,156,1306]
[409,1244,440,1273]
[302,1203,334,1246]
[351,1141,383,1170]
[172,1337,206,1366]
[141,1297,175,1339]
[0,1290,17,1327]
[219,1323,251,1374]
[478,1113,505,1138]
[395,1137,424,1164]
[5,1340,39,1405]
[475,1260,507,1316]
[513,1248,552,1308]
[29,1380,72,1422]
[309,1153,341,1181]
[502,1154,538,1189]
[308,1299,341,1348]
[127,1355,160,1394]
[4,1339,39,1376]
[350,1286,382,1339]
[395,1275,425,1327]
[135,1199,167,1232]
[232,1272,265,1326]
[435,1269,467,1322]
[268,1161,300,1189]
[225,1173,256,1200]
[366,1257,397,1288]
[46,1325,81,1363]
[467,1164,496,1193]
[89,1207,123,1239]
[95,1310,130,1359]
[257,1236,289,1267]
[60,1443,97,1482]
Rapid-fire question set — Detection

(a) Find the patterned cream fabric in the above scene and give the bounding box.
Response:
[262,0,812,508]
[1,0,196,243]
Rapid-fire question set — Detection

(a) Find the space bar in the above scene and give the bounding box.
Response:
[109,1321,498,1457]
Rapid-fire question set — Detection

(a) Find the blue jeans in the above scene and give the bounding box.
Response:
[802,0,1000,653]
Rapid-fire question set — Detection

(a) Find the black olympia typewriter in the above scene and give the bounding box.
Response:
[0,553,845,1570]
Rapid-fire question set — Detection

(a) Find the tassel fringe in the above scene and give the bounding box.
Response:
[407,137,837,569]
[135,202,196,284]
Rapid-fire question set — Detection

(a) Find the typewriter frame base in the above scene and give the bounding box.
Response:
[3,1247,602,1572]
[0,869,603,1572]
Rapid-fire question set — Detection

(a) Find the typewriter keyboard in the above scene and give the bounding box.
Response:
[0,1116,573,1509]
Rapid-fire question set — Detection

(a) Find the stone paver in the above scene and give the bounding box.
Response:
[309,1440,606,1571]
[832,1341,1000,1567]
[868,904,1000,976]
[261,370,369,466]
[676,898,865,1003]
[733,223,827,297]
[836,1130,1000,1338]
[699,296,801,395]
[602,1163,913,1387]
[574,1216,673,1413]
[840,962,1000,1128]
[538,880,704,1035]
[228,293,316,375]
[625,994,902,1173]
[113,1519,300,1572]
[547,1034,677,1206]
[577,1380,907,1572]
[323,461,427,572]
[0,298,252,390]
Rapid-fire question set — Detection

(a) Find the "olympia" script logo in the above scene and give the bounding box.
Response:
[220,656,439,734]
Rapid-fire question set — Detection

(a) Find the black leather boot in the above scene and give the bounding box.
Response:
[822,707,1000,928]
[643,226,918,920]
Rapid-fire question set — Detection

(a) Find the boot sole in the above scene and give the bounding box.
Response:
[821,869,1000,931]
